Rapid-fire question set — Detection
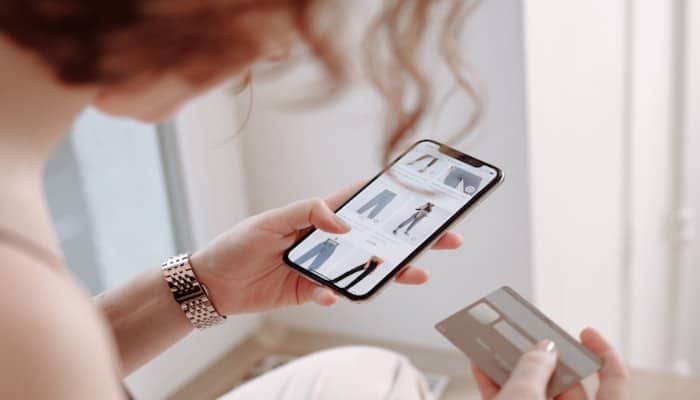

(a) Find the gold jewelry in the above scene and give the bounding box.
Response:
[161,254,226,329]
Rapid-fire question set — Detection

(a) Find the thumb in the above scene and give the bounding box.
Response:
[500,340,558,400]
[258,197,351,235]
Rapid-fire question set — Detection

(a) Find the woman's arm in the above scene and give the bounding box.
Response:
[96,183,462,376]
[96,266,193,375]
[94,194,357,374]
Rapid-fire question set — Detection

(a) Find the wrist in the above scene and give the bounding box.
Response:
[188,251,232,314]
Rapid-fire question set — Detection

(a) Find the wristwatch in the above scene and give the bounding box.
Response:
[161,254,227,329]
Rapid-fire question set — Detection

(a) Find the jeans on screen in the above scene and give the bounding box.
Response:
[357,189,397,219]
[295,239,338,271]
[332,258,382,290]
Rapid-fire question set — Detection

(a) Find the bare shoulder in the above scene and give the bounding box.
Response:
[0,248,124,399]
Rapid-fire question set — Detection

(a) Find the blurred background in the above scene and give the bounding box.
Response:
[44,0,699,398]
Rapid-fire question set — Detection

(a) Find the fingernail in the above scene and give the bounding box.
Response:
[333,215,351,231]
[535,340,556,353]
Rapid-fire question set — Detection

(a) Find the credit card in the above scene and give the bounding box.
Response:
[435,286,602,397]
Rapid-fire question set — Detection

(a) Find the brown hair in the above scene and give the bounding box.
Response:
[0,0,481,159]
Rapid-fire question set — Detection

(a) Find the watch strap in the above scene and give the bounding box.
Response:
[161,254,226,330]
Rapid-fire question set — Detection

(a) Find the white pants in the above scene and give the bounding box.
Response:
[219,346,434,400]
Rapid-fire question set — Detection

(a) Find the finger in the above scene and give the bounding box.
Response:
[430,232,463,250]
[296,276,338,306]
[580,328,629,400]
[500,340,558,399]
[555,383,588,400]
[261,197,351,235]
[310,286,338,306]
[471,363,501,400]
[395,266,430,285]
[324,180,368,210]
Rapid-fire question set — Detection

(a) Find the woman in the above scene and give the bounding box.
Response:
[393,202,434,235]
[0,1,627,399]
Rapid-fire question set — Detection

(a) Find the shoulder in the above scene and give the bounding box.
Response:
[0,248,124,399]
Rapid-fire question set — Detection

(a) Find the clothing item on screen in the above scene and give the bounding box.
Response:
[393,203,433,235]
[407,154,439,172]
[332,257,383,291]
[356,189,397,219]
[295,238,339,271]
[443,166,482,194]
[393,213,427,234]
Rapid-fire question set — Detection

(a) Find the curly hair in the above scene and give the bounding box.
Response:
[0,0,482,158]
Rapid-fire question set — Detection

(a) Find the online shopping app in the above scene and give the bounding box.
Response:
[287,141,499,296]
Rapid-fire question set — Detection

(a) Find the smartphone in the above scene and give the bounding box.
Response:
[283,140,504,300]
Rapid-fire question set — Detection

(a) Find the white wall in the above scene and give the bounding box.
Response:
[624,0,675,370]
[524,0,627,351]
[240,0,532,352]
[669,0,700,373]
[525,0,700,373]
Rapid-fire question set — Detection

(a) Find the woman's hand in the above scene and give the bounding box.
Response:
[473,328,629,400]
[191,182,463,315]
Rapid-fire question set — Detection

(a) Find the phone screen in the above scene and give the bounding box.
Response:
[285,140,502,299]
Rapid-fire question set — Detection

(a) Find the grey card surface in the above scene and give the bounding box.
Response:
[435,286,602,398]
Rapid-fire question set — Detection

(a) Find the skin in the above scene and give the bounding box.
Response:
[472,328,629,400]
[0,24,462,399]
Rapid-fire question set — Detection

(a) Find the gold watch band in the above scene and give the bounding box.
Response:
[161,254,226,330]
